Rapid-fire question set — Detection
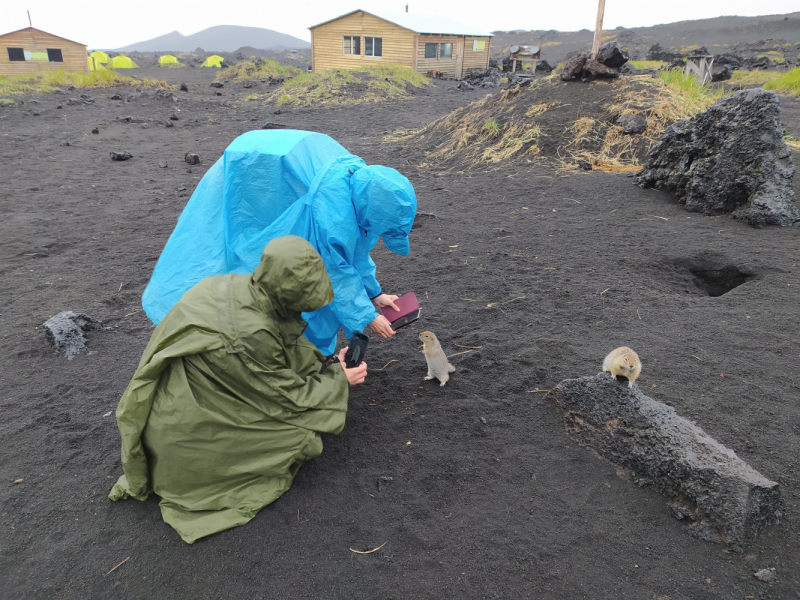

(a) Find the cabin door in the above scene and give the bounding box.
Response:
[455,39,464,80]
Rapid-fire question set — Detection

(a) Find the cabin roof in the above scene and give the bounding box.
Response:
[0,27,87,47]
[309,9,494,38]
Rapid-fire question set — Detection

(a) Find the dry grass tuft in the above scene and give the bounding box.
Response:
[569,117,596,141]
[406,71,726,173]
[526,101,559,117]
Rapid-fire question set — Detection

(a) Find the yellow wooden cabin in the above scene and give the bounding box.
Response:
[0,27,88,76]
[309,10,493,80]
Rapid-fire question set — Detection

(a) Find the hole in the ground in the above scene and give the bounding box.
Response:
[688,265,754,297]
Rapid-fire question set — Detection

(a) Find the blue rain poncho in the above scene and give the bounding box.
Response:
[142,130,417,355]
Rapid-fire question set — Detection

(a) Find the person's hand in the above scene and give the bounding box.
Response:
[373,293,400,312]
[337,347,368,386]
[369,314,396,338]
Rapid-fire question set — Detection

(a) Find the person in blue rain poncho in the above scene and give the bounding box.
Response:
[142,130,417,355]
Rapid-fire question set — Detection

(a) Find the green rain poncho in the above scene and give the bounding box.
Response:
[109,236,349,543]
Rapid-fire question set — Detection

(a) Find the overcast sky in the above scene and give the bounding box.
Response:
[2,0,797,49]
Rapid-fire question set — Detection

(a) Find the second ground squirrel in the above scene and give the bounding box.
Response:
[602,346,642,388]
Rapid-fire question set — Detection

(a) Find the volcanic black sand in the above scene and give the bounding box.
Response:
[1,70,799,599]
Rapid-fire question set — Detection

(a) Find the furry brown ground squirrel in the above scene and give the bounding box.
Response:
[602,347,641,387]
[419,331,455,387]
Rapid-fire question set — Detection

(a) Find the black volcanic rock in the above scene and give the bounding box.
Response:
[548,373,782,552]
[560,53,587,80]
[597,41,629,68]
[635,89,799,227]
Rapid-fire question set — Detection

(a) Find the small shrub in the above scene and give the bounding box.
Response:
[483,118,501,136]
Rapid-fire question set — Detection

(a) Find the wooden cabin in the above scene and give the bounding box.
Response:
[0,27,88,76]
[309,10,492,80]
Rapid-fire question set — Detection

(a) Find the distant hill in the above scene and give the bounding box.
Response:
[491,12,800,65]
[110,25,310,52]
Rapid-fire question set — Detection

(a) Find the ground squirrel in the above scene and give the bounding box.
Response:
[602,347,641,387]
[419,331,456,387]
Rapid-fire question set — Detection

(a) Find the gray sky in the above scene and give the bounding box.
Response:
[2,0,797,49]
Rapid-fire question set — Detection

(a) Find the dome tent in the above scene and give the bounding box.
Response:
[109,55,138,68]
[88,50,109,70]
[158,54,180,66]
[201,55,224,68]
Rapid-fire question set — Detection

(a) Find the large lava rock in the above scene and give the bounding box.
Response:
[547,373,782,552]
[560,53,587,81]
[582,59,619,78]
[711,64,733,82]
[635,89,799,227]
[646,42,682,63]
[597,41,629,68]
[43,311,101,360]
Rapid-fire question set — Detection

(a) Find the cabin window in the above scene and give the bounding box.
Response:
[343,36,360,55]
[47,49,63,62]
[473,40,486,52]
[365,37,382,57]
[7,48,25,61]
[440,43,452,59]
[424,43,437,59]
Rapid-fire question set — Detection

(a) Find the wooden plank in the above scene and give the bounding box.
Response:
[591,0,607,60]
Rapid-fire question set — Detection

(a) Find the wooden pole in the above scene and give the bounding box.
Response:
[591,0,607,60]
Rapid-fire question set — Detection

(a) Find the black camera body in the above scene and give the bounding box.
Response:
[344,331,369,368]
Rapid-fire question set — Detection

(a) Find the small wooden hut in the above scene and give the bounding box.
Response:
[309,10,493,80]
[0,27,88,76]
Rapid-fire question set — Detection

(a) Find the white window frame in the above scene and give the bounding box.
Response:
[365,36,383,57]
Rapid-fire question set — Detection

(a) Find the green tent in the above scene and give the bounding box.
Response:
[88,50,109,71]
[158,54,180,65]
[201,55,224,68]
[109,55,139,69]
[109,236,349,543]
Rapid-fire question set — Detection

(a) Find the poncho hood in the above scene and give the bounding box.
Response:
[251,236,333,316]
[351,165,417,256]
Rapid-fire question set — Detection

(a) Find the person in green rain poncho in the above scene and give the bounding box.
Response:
[109,236,368,544]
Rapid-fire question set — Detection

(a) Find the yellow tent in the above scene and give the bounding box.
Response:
[201,55,224,68]
[88,50,109,70]
[109,56,139,69]
[158,55,180,65]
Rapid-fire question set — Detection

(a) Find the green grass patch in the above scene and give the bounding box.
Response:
[0,68,170,98]
[649,68,727,119]
[483,118,501,136]
[730,70,781,85]
[758,51,786,63]
[222,59,298,79]
[274,65,429,106]
[628,60,667,70]
[763,67,800,95]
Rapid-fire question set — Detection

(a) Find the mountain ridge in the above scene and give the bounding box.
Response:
[108,25,310,52]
